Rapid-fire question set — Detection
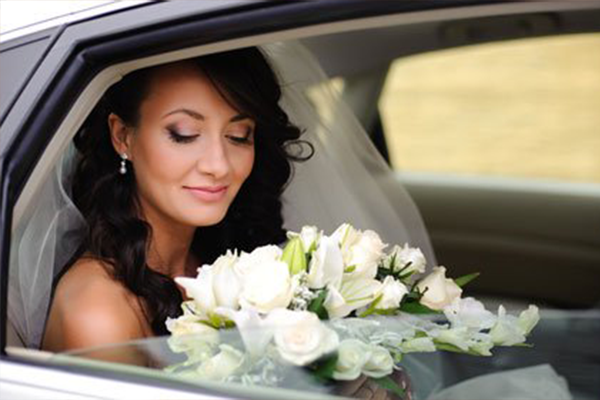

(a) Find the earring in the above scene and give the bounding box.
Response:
[119,153,128,175]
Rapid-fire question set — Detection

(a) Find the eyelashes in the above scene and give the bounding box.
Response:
[167,128,198,144]
[166,127,254,145]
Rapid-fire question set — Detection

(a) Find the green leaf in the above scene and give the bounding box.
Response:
[454,272,480,287]
[513,342,534,348]
[433,341,490,356]
[358,294,383,318]
[309,354,338,382]
[307,289,330,320]
[372,376,406,398]
[399,301,439,314]
[281,236,307,275]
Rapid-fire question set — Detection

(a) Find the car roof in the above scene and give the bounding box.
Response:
[0,1,156,43]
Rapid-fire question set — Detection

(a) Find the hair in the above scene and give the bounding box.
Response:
[70,47,313,335]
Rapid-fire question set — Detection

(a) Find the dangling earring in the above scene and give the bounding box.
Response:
[119,153,128,175]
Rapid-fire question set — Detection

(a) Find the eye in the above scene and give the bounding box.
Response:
[167,127,199,144]
[227,127,254,145]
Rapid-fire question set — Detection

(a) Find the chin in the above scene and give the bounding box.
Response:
[184,208,228,228]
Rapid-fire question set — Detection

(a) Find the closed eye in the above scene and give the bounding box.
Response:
[167,128,199,144]
[227,128,254,145]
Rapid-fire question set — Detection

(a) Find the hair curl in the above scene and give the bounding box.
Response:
[70,47,312,335]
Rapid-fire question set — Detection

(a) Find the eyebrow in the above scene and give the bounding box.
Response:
[162,108,251,122]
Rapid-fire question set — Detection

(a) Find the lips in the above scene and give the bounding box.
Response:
[183,185,228,202]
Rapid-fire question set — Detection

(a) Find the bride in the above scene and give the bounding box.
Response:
[9,41,438,398]
[41,47,313,354]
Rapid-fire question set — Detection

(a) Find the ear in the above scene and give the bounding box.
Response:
[108,113,133,156]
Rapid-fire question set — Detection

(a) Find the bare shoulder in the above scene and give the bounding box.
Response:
[43,257,148,352]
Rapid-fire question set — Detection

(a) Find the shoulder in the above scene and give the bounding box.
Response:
[44,257,147,351]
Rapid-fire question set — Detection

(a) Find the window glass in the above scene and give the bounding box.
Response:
[379,33,600,184]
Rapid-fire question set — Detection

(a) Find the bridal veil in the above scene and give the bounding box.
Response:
[7,41,435,349]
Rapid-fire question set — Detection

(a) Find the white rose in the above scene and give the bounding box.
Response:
[307,235,344,289]
[323,278,381,318]
[166,315,220,360]
[362,345,394,378]
[233,245,293,313]
[376,276,408,310]
[333,339,371,380]
[416,266,462,311]
[166,314,218,338]
[384,244,427,275]
[196,344,244,381]
[444,297,496,330]
[331,224,387,279]
[237,245,282,273]
[270,309,339,366]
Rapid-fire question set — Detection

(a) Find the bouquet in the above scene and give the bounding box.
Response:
[165,223,539,397]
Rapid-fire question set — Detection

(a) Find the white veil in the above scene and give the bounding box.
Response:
[7,41,434,349]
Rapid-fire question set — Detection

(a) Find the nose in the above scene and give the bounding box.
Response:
[196,136,231,180]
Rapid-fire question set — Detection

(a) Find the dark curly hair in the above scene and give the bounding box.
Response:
[70,47,312,335]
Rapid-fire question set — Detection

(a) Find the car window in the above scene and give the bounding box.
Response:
[379,33,600,185]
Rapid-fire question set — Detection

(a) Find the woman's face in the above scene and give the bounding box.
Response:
[113,62,255,229]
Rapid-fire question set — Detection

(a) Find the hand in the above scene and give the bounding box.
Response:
[333,369,412,400]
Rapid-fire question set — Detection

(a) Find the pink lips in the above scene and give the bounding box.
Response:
[183,185,228,202]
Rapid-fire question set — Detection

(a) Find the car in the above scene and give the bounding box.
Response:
[1,1,599,399]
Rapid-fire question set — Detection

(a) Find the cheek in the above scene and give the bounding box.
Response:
[134,135,189,184]
[232,148,255,183]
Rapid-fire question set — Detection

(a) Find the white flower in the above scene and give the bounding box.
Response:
[323,278,382,318]
[490,305,526,346]
[166,314,219,339]
[376,276,408,310]
[384,244,427,275]
[307,235,344,289]
[196,344,244,381]
[435,326,472,351]
[175,251,241,318]
[331,223,387,279]
[270,309,339,366]
[288,225,321,252]
[468,332,494,356]
[416,266,462,311]
[211,252,243,309]
[333,339,371,380]
[518,305,540,335]
[165,312,220,360]
[362,345,394,378]
[216,308,274,356]
[490,305,539,346]
[175,268,217,318]
[400,336,436,353]
[237,247,294,313]
[444,297,496,330]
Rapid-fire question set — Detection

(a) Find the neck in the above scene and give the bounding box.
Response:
[140,205,198,278]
